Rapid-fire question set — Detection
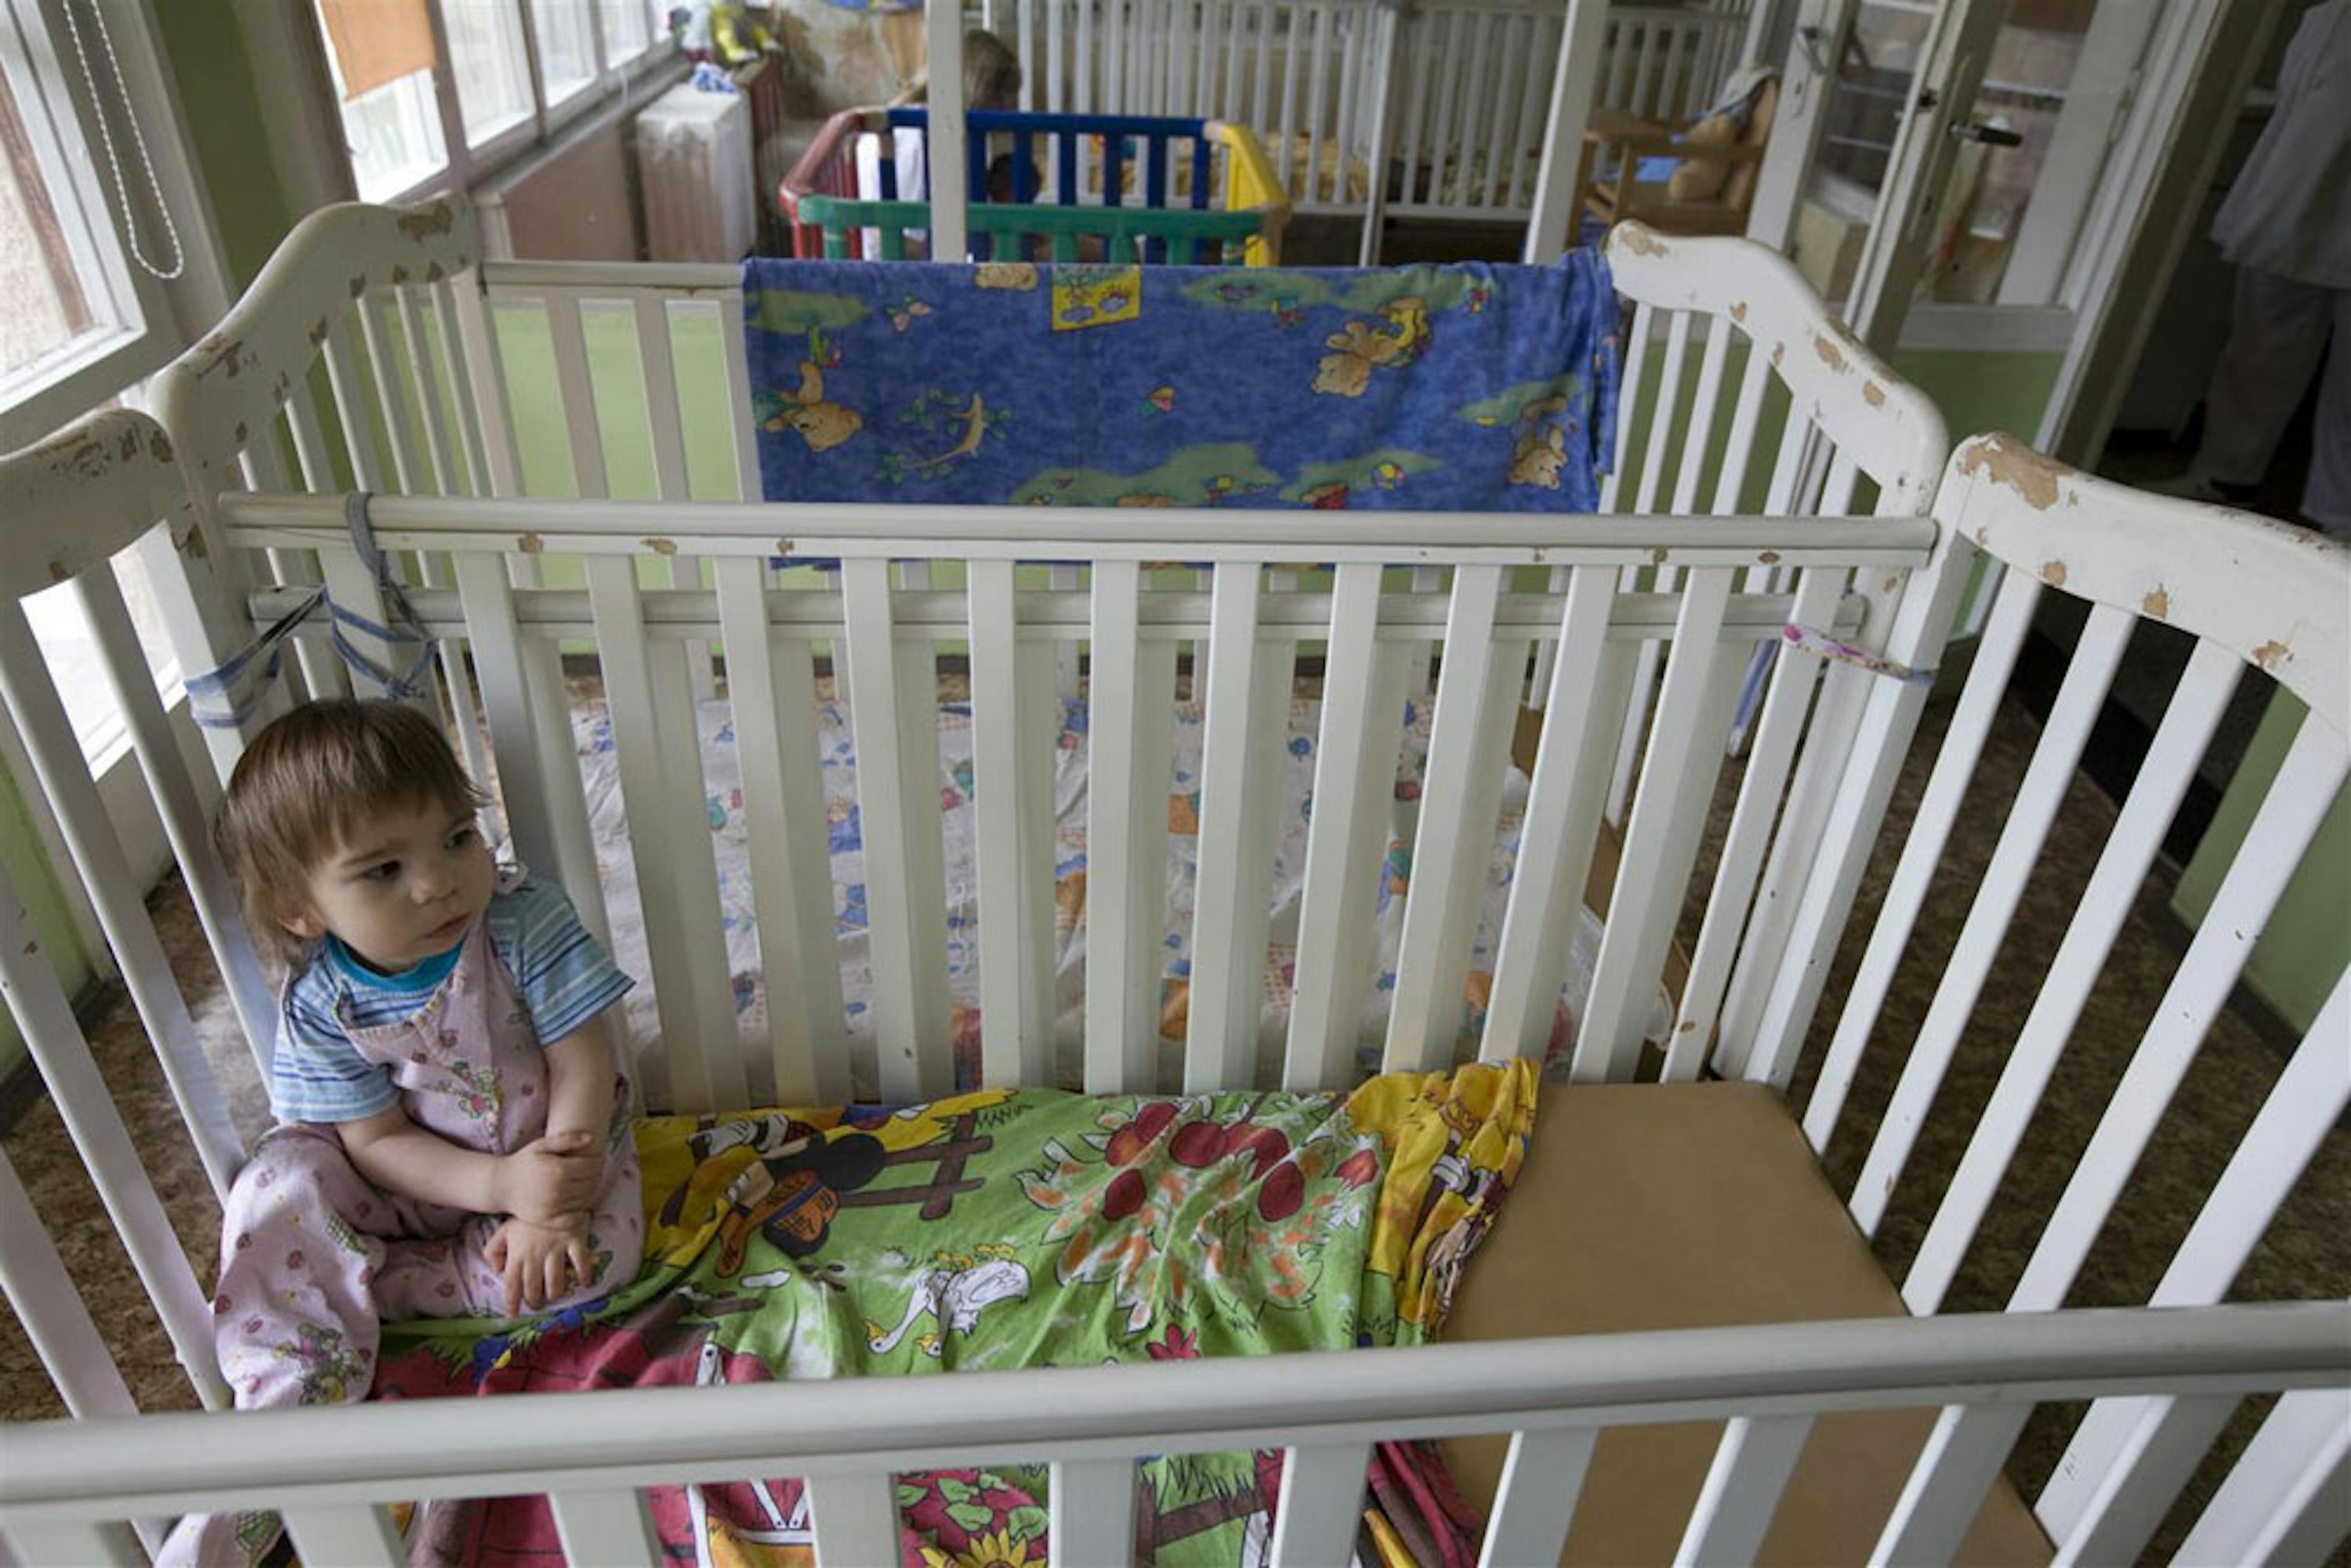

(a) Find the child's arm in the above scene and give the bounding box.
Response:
[542,1012,619,1150]
[338,1108,602,1223]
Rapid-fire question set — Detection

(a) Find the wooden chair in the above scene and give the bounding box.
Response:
[1575,73,1779,238]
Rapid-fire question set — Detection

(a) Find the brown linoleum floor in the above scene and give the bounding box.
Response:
[2,675,2343,1563]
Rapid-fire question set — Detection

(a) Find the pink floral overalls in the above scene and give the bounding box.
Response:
[208,871,643,1414]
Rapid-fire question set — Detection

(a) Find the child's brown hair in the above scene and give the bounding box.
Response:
[217,699,487,971]
[893,29,1023,111]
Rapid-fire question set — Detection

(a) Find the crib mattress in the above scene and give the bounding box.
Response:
[1442,1082,2053,1566]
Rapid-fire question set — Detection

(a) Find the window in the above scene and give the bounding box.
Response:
[313,0,677,204]
[0,0,185,450]
[0,0,216,764]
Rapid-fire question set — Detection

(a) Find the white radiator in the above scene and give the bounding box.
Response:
[635,82,757,263]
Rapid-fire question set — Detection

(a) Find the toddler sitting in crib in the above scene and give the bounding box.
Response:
[162,699,643,1568]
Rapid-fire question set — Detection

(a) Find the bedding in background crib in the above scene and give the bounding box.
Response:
[357,1064,1530,1564]
[743,255,1621,510]
[572,690,1657,1099]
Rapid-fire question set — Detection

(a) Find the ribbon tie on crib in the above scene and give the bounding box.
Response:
[184,492,440,729]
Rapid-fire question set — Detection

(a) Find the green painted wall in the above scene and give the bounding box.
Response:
[2173,690,2349,1033]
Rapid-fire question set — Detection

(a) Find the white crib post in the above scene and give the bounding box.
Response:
[548,1490,662,1566]
[1521,0,1609,263]
[926,4,970,261]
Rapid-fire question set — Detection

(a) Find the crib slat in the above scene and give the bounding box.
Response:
[1708,339,1776,513]
[1085,561,1176,1094]
[1269,1443,1371,1568]
[283,1504,406,1566]
[1874,1403,2033,1567]
[450,551,609,946]
[2038,972,2351,1543]
[709,295,765,503]
[1304,5,1332,205]
[1598,303,1654,513]
[632,295,716,704]
[0,854,227,1409]
[1799,567,2039,1135]
[1505,14,1551,211]
[1483,567,1625,1061]
[393,288,456,494]
[545,296,610,499]
[714,556,849,1106]
[1842,603,2134,1229]
[1250,2,1276,139]
[1633,310,1691,520]
[1672,320,1733,515]
[2175,1389,2351,1567]
[1664,567,1840,1080]
[1603,16,1639,119]
[1575,567,1744,1081]
[1331,7,1360,208]
[447,274,526,500]
[969,559,1056,1086]
[433,279,491,495]
[1385,565,1517,1073]
[1425,10,1462,212]
[1286,563,1409,1090]
[72,571,274,1071]
[0,600,243,1196]
[321,313,388,490]
[841,559,953,1100]
[2054,1396,2239,1567]
[585,555,737,1114]
[0,1521,142,1566]
[1107,0,1128,116]
[1398,16,1434,205]
[356,295,423,493]
[549,1488,661,1566]
[0,1148,142,1422]
[1738,541,1981,1092]
[1078,0,1096,117]
[1221,0,1244,121]
[2013,719,2349,1316]
[1471,14,1511,209]
[1674,1414,1813,1567]
[1904,638,2241,1312]
[1276,4,1304,194]
[1187,560,1290,1092]
[1450,13,1493,208]
[1478,1427,1596,1568]
[806,1472,901,1568]
[1051,1458,1136,1565]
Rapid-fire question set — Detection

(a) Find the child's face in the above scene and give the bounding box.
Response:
[288,797,496,974]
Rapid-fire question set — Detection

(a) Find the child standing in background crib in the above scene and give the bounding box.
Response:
[161,700,644,1568]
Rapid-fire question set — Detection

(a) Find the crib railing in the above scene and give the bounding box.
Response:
[978,0,1752,224]
[4,1303,2343,1564]
[209,491,1926,1110]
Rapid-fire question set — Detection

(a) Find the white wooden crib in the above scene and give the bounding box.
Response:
[980,0,1758,237]
[0,198,2344,1563]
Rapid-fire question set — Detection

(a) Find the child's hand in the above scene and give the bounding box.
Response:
[494,1129,605,1224]
[485,1215,596,1316]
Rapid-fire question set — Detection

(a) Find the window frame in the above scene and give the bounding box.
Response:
[0,0,215,451]
[325,0,679,208]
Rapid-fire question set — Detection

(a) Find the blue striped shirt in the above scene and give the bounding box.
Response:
[270,878,632,1124]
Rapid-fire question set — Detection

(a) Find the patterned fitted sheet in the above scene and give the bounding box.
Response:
[574,690,1668,1098]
